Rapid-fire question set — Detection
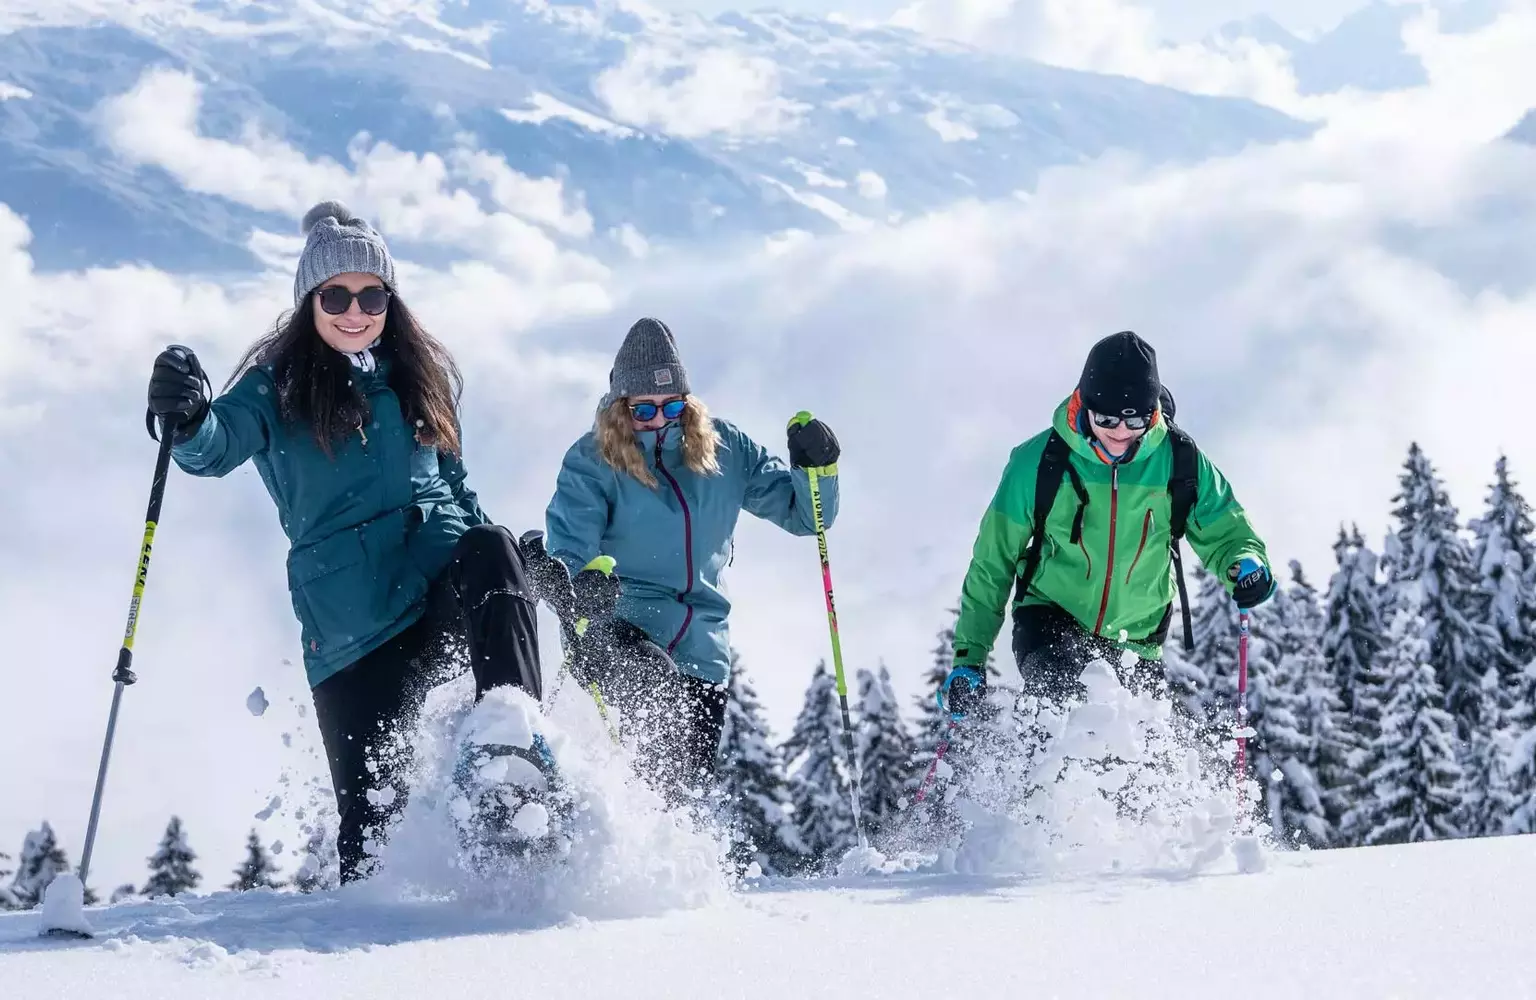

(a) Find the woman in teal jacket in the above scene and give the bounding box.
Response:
[146,201,548,883]
[544,317,841,803]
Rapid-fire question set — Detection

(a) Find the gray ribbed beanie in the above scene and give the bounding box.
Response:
[293,200,396,307]
[607,318,690,401]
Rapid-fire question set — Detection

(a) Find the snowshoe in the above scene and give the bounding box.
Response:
[449,733,577,872]
[446,685,580,874]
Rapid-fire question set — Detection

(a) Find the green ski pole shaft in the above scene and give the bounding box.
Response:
[795,411,867,849]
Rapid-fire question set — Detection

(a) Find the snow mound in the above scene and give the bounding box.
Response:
[458,685,536,750]
[836,845,886,876]
[246,686,269,717]
[511,802,552,840]
[359,677,732,921]
[1234,833,1267,873]
[941,657,1252,878]
[39,873,91,937]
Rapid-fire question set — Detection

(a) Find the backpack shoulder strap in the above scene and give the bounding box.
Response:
[1165,420,1199,542]
[1017,431,1088,599]
[1163,419,1200,652]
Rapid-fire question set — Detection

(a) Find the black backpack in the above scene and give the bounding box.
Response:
[1015,397,1200,653]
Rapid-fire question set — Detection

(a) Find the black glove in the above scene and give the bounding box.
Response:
[517,530,576,616]
[572,567,621,622]
[1229,557,1276,610]
[787,417,840,469]
[147,345,211,443]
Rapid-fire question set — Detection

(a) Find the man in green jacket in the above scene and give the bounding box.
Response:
[943,331,1275,713]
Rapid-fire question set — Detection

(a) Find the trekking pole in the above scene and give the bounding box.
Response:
[897,668,979,841]
[1234,609,1252,829]
[911,721,957,809]
[43,421,175,937]
[792,411,867,850]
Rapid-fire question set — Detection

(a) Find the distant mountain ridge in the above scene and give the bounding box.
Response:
[0,0,1309,273]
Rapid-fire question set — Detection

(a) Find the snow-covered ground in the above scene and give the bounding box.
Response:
[3,834,1532,998]
[6,663,1534,998]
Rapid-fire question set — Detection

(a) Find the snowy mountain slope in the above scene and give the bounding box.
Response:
[0,0,1309,271]
[3,834,1533,998]
[1508,108,1536,143]
[1213,0,1504,96]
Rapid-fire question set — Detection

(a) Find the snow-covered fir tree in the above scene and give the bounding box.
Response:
[1323,524,1387,722]
[1160,636,1211,735]
[292,824,337,894]
[854,664,915,841]
[1342,596,1465,846]
[142,816,201,898]
[1184,561,1240,733]
[228,829,283,892]
[714,651,808,876]
[781,660,858,867]
[1271,563,1357,847]
[0,849,15,910]
[8,821,70,909]
[1507,659,1536,835]
[1247,576,1317,847]
[1453,666,1517,839]
[911,610,960,783]
[1464,456,1536,834]
[1385,444,1502,737]
[1471,456,1536,668]
[1184,560,1286,823]
[109,884,137,904]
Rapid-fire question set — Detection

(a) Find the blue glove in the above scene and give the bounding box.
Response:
[938,666,986,720]
[1229,557,1275,610]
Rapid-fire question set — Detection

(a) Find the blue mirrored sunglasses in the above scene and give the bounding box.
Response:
[630,398,688,422]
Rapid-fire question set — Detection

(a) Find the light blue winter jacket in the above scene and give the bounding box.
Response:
[545,417,839,684]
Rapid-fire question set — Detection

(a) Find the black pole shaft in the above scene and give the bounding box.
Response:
[77,426,174,886]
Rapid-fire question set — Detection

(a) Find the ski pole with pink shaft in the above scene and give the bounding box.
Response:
[794,411,867,851]
[1235,608,1252,827]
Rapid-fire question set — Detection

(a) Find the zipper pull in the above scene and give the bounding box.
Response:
[356,420,368,447]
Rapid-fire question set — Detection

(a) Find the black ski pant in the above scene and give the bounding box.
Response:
[1011,602,1162,702]
[576,618,728,808]
[311,524,542,884]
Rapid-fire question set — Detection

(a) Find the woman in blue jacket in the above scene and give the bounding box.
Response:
[145,201,548,883]
[544,317,841,804]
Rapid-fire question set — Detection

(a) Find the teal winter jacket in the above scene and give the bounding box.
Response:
[545,418,838,685]
[171,356,488,687]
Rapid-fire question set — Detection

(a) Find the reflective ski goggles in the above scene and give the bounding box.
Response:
[1088,409,1152,431]
[316,285,391,316]
[630,398,688,422]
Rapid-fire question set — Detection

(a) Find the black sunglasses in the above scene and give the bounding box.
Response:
[630,398,688,422]
[316,285,390,316]
[1089,410,1151,431]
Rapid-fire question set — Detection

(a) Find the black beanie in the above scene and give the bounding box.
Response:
[1078,331,1161,418]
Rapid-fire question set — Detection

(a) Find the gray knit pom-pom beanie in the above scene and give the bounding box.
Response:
[293,200,396,307]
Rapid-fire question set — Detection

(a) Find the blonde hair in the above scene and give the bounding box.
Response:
[596,395,721,488]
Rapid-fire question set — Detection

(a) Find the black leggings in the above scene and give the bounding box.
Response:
[575,618,728,807]
[311,524,541,883]
[1011,602,1163,702]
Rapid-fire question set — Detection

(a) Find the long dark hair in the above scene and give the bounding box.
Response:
[228,294,463,456]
